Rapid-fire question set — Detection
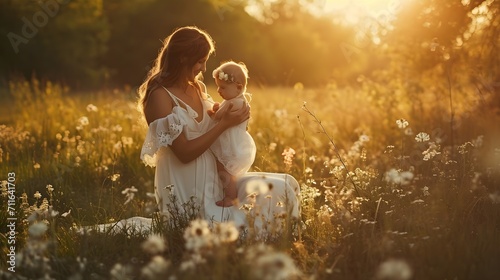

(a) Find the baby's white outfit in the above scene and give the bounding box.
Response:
[210,93,256,176]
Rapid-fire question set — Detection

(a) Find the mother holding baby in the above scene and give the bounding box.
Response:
[139,26,299,228]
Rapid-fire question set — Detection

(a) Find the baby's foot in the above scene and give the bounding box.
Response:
[216,197,234,207]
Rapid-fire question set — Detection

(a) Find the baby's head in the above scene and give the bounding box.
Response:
[212,61,248,100]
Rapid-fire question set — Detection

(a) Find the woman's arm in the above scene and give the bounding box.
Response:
[145,86,250,164]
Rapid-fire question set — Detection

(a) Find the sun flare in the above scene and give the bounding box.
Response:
[322,0,405,23]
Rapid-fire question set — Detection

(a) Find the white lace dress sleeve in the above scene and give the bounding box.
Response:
[140,112,185,167]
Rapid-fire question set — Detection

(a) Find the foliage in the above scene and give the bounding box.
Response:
[2,0,497,88]
[0,0,108,87]
[0,75,499,279]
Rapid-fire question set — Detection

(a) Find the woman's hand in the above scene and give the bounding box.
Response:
[219,102,250,129]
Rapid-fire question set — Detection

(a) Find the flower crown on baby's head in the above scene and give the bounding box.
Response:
[214,70,238,84]
[212,61,248,88]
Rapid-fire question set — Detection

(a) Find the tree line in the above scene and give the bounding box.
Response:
[0,0,498,90]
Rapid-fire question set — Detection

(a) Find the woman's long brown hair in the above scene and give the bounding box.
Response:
[137,26,215,114]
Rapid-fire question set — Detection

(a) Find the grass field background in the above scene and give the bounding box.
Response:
[1,77,499,279]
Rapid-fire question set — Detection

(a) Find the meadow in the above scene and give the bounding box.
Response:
[0,76,499,280]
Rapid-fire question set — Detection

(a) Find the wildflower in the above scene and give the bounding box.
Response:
[86,104,98,112]
[61,209,71,217]
[183,219,213,251]
[384,169,414,186]
[1,181,8,197]
[48,206,59,217]
[489,192,500,204]
[293,82,304,91]
[396,119,409,129]
[28,222,48,237]
[269,142,277,152]
[34,191,42,199]
[422,142,441,161]
[274,109,288,119]
[121,136,134,147]
[34,163,41,169]
[246,179,269,195]
[180,253,206,271]
[141,234,166,255]
[46,184,54,193]
[78,116,89,126]
[376,258,412,280]
[141,256,170,279]
[282,147,296,168]
[415,132,430,142]
[359,134,370,142]
[422,186,430,196]
[111,124,123,132]
[472,135,484,147]
[213,222,239,244]
[122,186,138,205]
[110,263,133,280]
[253,251,301,280]
[110,173,120,182]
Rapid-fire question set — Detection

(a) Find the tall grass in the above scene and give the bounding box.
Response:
[0,77,499,279]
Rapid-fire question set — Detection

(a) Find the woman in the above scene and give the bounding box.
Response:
[139,26,299,228]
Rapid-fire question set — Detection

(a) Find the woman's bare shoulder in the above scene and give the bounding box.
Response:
[144,87,173,125]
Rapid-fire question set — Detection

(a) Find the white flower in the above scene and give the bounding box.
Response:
[489,192,500,204]
[245,179,269,195]
[422,142,441,161]
[213,222,239,244]
[78,116,89,126]
[142,234,166,255]
[34,191,42,199]
[376,258,412,280]
[384,169,414,186]
[141,256,170,279]
[183,219,213,251]
[396,118,409,129]
[359,134,370,142]
[86,104,98,112]
[122,186,138,204]
[110,173,120,182]
[61,209,72,217]
[415,132,430,142]
[253,252,301,280]
[29,222,48,237]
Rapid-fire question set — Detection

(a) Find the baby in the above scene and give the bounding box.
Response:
[211,61,256,207]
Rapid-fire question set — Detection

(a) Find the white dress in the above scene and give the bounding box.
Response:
[210,94,256,176]
[140,87,300,229]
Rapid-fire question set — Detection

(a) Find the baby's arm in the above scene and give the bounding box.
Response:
[213,101,229,121]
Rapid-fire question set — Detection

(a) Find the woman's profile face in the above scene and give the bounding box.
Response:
[189,55,209,81]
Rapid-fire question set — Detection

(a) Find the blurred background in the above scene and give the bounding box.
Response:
[0,0,498,91]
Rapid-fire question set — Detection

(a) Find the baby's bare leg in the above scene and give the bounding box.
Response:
[216,161,237,207]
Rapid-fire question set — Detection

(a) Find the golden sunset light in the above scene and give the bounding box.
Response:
[1,0,499,279]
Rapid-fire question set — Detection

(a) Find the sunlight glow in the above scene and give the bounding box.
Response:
[321,0,404,24]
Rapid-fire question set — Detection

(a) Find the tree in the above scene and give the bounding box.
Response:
[0,0,108,88]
